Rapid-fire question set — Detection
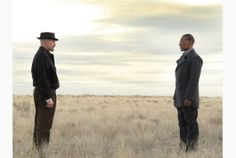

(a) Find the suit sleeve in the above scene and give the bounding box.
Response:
[184,56,203,100]
[36,55,52,100]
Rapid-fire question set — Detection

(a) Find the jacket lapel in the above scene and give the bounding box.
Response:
[175,49,195,71]
[42,50,57,72]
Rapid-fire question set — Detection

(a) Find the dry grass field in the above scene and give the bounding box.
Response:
[13,95,222,158]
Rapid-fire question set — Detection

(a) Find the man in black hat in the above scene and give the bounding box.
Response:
[173,34,203,152]
[31,32,60,153]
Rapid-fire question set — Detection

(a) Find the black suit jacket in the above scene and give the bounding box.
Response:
[31,47,60,100]
[173,49,203,108]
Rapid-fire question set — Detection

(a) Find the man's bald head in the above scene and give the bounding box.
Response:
[40,39,56,52]
[179,34,195,51]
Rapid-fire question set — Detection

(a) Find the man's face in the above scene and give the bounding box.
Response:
[46,40,56,52]
[179,37,193,51]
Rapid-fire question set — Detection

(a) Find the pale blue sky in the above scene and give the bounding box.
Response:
[13,0,222,96]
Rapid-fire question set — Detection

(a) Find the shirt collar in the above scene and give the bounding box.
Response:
[183,48,193,55]
[40,46,53,56]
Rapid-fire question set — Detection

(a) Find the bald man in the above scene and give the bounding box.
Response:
[31,32,60,153]
[174,34,203,152]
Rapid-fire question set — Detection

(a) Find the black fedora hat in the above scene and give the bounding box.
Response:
[37,32,59,41]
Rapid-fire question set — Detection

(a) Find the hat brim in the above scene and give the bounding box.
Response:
[37,37,59,41]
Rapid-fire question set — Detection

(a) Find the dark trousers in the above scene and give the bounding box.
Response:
[177,107,199,151]
[33,88,56,151]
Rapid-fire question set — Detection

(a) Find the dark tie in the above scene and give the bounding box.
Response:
[181,52,187,59]
[176,52,186,64]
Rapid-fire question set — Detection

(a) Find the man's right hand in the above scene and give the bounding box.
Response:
[46,98,54,108]
[184,99,192,107]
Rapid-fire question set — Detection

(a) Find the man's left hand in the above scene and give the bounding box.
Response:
[184,99,192,107]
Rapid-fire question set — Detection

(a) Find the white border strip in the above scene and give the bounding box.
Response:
[0,0,12,157]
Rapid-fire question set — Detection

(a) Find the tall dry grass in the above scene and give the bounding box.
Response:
[13,95,222,158]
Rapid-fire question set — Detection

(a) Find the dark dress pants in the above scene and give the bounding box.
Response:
[177,107,199,152]
[33,88,56,151]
